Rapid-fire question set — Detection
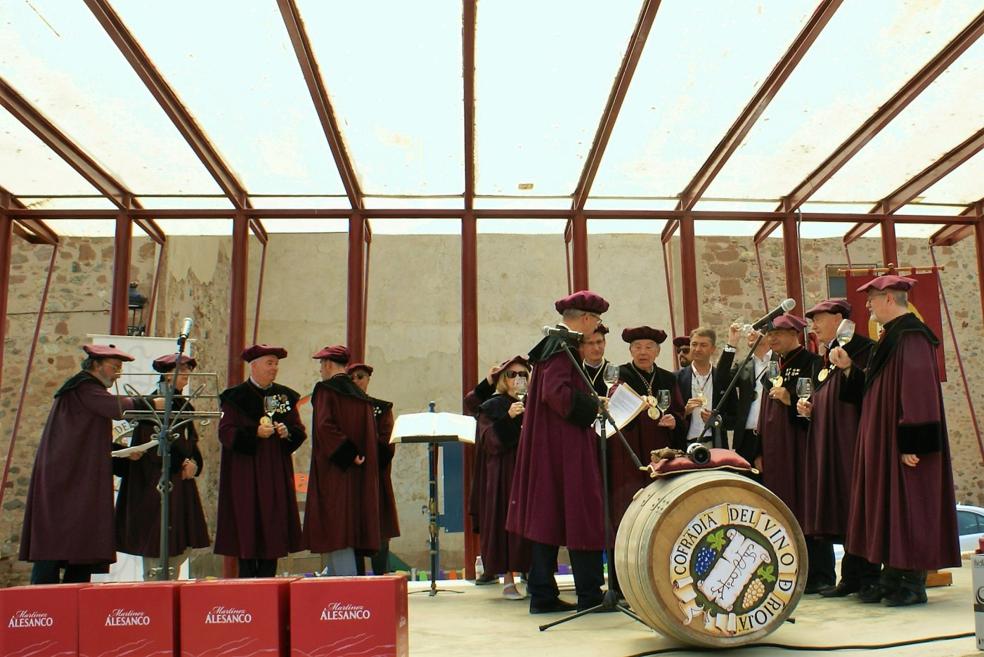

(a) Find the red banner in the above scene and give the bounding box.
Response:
[844,270,946,381]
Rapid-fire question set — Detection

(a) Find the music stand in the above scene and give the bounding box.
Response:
[391,402,476,596]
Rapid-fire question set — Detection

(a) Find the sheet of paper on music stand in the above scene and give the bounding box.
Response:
[594,384,646,437]
[112,439,159,458]
[391,412,476,444]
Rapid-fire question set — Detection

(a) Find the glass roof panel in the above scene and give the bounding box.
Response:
[0,111,106,197]
[250,196,352,210]
[888,140,984,209]
[584,198,678,211]
[591,0,817,198]
[295,0,463,196]
[0,0,224,195]
[894,224,942,238]
[894,203,963,217]
[474,197,573,210]
[18,197,116,210]
[261,219,347,233]
[111,0,346,196]
[363,197,463,210]
[798,221,858,239]
[477,219,567,234]
[45,219,117,237]
[475,0,641,196]
[587,219,666,234]
[798,202,883,215]
[138,196,234,209]
[704,0,983,201]
[369,219,462,235]
[153,219,232,236]
[813,39,984,202]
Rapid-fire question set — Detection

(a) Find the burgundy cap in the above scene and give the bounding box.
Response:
[554,290,610,314]
[672,336,691,349]
[805,298,852,319]
[313,344,350,364]
[242,344,288,362]
[152,353,197,373]
[83,343,135,362]
[592,323,610,336]
[856,274,917,293]
[345,362,373,376]
[767,314,808,332]
[621,326,668,344]
[491,355,531,385]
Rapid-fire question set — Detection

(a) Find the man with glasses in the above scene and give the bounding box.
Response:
[507,290,610,614]
[579,323,610,396]
[20,344,138,584]
[830,275,959,606]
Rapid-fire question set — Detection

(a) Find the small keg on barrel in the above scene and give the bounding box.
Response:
[615,468,806,648]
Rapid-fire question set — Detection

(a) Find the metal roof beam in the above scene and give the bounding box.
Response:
[463,0,476,210]
[572,0,661,211]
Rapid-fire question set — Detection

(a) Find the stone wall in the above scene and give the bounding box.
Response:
[1,230,981,585]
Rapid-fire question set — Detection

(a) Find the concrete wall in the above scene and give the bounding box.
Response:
[1,230,982,585]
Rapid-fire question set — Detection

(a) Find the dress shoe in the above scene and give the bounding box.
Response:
[529,598,578,614]
[882,588,927,607]
[820,580,860,598]
[857,584,884,603]
[474,573,498,585]
[804,580,835,594]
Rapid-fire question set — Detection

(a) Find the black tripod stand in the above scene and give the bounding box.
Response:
[539,342,646,631]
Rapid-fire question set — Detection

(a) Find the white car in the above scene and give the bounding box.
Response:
[830,503,984,560]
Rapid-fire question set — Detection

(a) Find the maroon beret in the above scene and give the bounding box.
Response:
[313,344,350,364]
[767,314,808,332]
[591,323,610,336]
[856,274,917,293]
[672,336,691,349]
[554,290,610,314]
[242,344,288,362]
[805,298,852,319]
[82,343,135,361]
[345,362,373,376]
[621,326,668,344]
[152,353,197,373]
[491,355,531,385]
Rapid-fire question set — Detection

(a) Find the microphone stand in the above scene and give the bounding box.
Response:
[691,331,767,449]
[540,340,645,631]
[154,326,192,581]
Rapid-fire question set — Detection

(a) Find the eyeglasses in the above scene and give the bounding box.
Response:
[504,371,528,379]
[352,373,370,380]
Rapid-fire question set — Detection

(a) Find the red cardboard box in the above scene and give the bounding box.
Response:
[179,578,291,657]
[79,582,179,657]
[290,576,408,657]
[1,583,86,657]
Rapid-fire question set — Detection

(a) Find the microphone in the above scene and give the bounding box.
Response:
[542,325,584,342]
[178,317,194,340]
[750,298,796,331]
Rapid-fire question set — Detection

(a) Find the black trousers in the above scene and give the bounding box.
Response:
[238,558,277,578]
[841,551,881,586]
[528,542,604,608]
[806,537,836,587]
[30,560,96,585]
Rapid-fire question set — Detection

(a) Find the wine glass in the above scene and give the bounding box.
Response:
[835,319,856,347]
[513,375,528,402]
[602,362,620,389]
[795,378,813,417]
[263,396,279,419]
[766,361,781,386]
[656,389,671,412]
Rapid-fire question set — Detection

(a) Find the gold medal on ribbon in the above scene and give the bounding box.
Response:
[647,406,660,420]
[259,416,273,426]
[646,395,657,408]
[818,368,829,382]
[772,376,784,388]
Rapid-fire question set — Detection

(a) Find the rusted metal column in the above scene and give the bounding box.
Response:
[0,212,11,392]
[680,217,699,332]
[347,214,366,361]
[461,211,479,578]
[252,239,267,344]
[571,212,589,291]
[881,217,898,267]
[976,214,984,320]
[781,214,804,313]
[110,212,132,335]
[228,212,249,386]
[144,243,165,336]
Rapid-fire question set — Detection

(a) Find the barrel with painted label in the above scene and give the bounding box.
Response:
[615,470,806,648]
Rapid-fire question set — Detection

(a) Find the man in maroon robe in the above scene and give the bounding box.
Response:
[303,345,381,576]
[609,326,683,596]
[507,290,608,614]
[798,299,875,598]
[831,275,960,606]
[347,362,400,575]
[756,314,826,592]
[579,323,610,397]
[215,344,306,578]
[20,343,137,584]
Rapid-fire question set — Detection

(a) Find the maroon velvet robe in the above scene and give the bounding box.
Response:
[506,337,604,550]
[466,380,495,534]
[474,394,532,574]
[374,404,400,540]
[20,372,135,566]
[758,346,820,525]
[303,375,381,553]
[115,399,210,558]
[608,364,685,537]
[802,335,873,538]
[214,381,306,559]
[843,316,960,570]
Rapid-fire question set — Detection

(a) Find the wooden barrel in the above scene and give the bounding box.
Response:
[615,470,806,648]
